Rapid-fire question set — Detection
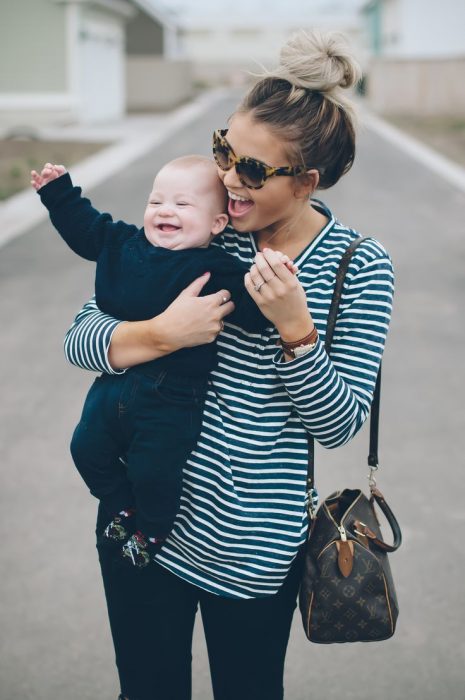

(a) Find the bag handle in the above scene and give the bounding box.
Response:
[352,488,402,553]
[307,237,380,506]
[362,488,402,552]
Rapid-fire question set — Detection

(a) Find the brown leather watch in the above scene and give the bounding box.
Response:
[280,326,319,358]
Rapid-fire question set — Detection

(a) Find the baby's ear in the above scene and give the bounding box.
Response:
[211,213,229,236]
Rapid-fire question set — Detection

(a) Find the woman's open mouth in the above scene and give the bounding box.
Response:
[227,193,254,218]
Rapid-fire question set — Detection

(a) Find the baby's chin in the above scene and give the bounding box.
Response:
[145,228,213,250]
[144,230,180,249]
[144,229,196,251]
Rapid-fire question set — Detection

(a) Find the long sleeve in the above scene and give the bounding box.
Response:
[63,296,126,375]
[38,173,138,260]
[273,242,395,448]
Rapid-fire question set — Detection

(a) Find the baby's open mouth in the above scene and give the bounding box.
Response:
[158,224,180,232]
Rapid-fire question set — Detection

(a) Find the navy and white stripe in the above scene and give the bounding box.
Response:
[64,200,394,599]
[64,304,124,375]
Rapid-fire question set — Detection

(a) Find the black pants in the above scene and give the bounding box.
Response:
[96,503,305,700]
[71,370,206,538]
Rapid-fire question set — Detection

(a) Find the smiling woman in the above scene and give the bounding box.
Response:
[61,28,394,700]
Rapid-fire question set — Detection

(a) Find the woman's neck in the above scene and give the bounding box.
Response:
[255,203,329,259]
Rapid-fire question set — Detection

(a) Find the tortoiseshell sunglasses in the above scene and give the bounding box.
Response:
[213,129,309,190]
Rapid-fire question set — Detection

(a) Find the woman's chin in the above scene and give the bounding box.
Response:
[229,214,254,232]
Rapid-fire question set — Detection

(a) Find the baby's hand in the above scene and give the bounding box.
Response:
[31,163,67,191]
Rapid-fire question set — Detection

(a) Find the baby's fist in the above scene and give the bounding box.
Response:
[31,163,67,191]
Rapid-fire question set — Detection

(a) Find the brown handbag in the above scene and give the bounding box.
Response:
[299,237,402,644]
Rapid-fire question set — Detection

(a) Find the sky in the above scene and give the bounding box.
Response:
[152,0,367,27]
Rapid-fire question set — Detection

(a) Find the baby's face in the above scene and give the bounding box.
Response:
[143,164,227,250]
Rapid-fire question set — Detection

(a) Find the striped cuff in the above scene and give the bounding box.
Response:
[64,313,127,375]
[272,335,323,373]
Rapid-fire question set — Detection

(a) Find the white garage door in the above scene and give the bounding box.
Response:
[77,16,125,123]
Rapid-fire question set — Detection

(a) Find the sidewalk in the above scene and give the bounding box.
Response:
[0,88,230,250]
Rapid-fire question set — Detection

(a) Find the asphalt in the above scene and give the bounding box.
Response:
[1,92,465,700]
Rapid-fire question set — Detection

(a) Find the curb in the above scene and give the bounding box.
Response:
[361,108,465,195]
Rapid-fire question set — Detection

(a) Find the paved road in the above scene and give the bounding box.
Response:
[1,93,465,700]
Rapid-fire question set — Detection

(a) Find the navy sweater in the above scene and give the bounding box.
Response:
[39,174,270,377]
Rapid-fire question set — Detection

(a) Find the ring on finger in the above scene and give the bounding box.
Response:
[254,280,266,292]
[219,320,225,332]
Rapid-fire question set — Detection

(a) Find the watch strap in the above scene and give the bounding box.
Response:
[280,326,318,355]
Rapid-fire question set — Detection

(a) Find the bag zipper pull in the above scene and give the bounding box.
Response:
[336,524,354,576]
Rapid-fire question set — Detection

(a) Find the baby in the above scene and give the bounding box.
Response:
[32,156,297,568]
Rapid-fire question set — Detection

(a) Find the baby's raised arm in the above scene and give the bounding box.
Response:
[31,163,138,261]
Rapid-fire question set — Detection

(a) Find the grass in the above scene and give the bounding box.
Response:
[0,139,109,201]
[382,114,465,168]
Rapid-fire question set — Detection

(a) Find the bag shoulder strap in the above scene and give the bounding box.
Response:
[307,236,381,496]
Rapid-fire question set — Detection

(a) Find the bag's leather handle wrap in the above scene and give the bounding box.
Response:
[361,488,402,552]
[308,237,381,487]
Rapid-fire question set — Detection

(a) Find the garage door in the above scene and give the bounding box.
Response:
[77,15,125,123]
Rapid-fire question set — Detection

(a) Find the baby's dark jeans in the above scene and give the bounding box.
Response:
[70,369,207,538]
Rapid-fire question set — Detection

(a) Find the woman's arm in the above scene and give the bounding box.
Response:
[64,297,127,374]
[64,274,235,372]
[245,242,395,449]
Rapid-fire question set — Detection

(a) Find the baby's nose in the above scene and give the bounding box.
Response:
[158,204,175,215]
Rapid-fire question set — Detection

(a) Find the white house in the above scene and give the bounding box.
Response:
[360,0,465,114]
[125,0,193,111]
[0,0,192,128]
[169,0,366,85]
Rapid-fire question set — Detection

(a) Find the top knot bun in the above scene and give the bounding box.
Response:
[238,29,361,190]
[279,29,361,93]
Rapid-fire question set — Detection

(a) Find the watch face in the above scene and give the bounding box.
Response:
[293,343,316,358]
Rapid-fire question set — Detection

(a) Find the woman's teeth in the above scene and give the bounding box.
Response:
[228,192,254,217]
[228,192,250,202]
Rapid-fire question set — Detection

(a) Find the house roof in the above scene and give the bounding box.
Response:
[68,0,134,19]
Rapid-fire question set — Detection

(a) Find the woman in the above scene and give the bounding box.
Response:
[64,30,394,700]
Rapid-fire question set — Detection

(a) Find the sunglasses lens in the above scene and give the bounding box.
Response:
[213,134,232,170]
[236,161,266,189]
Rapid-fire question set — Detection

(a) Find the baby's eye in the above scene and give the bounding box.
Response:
[177,202,189,206]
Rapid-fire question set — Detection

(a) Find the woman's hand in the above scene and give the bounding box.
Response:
[108,273,235,369]
[244,249,315,341]
[158,273,235,351]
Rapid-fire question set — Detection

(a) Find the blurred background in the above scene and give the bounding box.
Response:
[1,0,465,195]
[1,1,465,699]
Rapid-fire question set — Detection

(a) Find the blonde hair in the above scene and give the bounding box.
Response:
[236,29,363,189]
[161,154,228,211]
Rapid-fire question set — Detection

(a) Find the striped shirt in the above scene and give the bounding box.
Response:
[64,199,395,599]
